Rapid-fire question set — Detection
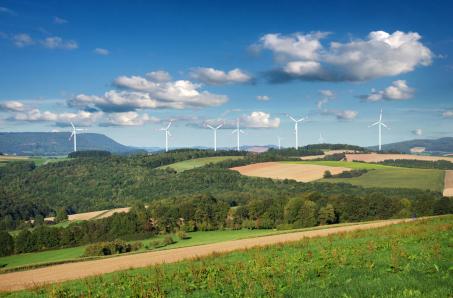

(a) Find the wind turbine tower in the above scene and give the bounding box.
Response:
[160,121,173,152]
[287,115,305,149]
[277,136,283,150]
[232,118,245,151]
[369,109,388,151]
[318,133,325,144]
[69,122,85,152]
[206,122,223,151]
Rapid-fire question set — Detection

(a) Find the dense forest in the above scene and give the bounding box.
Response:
[1,147,452,256]
[374,159,453,170]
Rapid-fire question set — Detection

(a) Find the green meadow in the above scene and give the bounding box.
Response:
[286,161,445,192]
[6,215,452,297]
[158,156,244,172]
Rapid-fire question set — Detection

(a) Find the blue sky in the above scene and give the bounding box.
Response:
[0,0,452,148]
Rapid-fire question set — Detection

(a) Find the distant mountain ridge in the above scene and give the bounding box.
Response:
[0,132,142,156]
[370,137,453,154]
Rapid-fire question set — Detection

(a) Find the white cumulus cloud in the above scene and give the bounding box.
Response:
[256,95,270,101]
[101,112,159,126]
[442,110,453,118]
[41,36,78,50]
[53,16,68,24]
[13,109,103,126]
[412,128,423,136]
[360,80,415,101]
[70,71,228,112]
[0,100,26,112]
[240,111,280,128]
[94,48,110,55]
[13,33,34,47]
[259,30,433,82]
[189,67,252,85]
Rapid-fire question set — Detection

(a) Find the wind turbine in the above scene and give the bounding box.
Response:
[277,136,283,150]
[318,133,325,144]
[369,109,389,151]
[206,122,223,151]
[232,118,245,151]
[160,121,172,152]
[287,115,305,149]
[69,122,85,152]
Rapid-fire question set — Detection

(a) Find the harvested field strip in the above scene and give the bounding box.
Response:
[231,162,350,182]
[443,170,453,197]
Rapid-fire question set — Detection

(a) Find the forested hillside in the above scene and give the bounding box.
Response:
[0,132,142,156]
[370,137,453,154]
[0,148,450,231]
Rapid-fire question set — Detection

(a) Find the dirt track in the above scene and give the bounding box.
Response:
[346,153,453,163]
[443,170,453,197]
[231,162,350,182]
[0,218,415,292]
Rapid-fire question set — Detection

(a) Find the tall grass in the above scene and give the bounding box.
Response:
[6,215,452,297]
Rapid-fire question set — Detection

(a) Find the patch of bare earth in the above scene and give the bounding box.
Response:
[231,162,350,182]
[443,171,453,197]
[0,218,414,292]
[346,153,453,163]
[45,207,131,222]
[300,150,358,160]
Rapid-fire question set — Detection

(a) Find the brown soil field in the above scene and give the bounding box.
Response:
[45,207,131,222]
[231,162,350,182]
[443,170,453,197]
[345,153,453,163]
[0,218,415,292]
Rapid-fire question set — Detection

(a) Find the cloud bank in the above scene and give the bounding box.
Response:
[257,30,432,82]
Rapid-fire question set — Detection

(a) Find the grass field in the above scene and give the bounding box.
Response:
[7,216,452,297]
[159,156,244,172]
[0,229,291,271]
[0,223,368,272]
[286,161,445,192]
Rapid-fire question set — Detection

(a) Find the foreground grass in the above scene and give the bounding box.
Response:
[158,156,244,172]
[286,161,445,192]
[0,222,368,272]
[6,215,452,297]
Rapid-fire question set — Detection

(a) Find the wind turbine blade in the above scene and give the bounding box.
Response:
[70,122,75,130]
[69,132,74,140]
[166,121,172,130]
[167,131,172,137]
[369,121,379,127]
[206,124,214,129]
[297,118,305,122]
[380,122,389,129]
[287,115,297,122]
[379,109,383,121]
[232,129,238,134]
[216,123,223,129]
[240,130,245,134]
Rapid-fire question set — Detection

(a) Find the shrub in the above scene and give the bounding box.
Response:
[163,235,176,245]
[0,231,14,256]
[176,230,191,240]
[323,170,332,178]
[83,239,142,257]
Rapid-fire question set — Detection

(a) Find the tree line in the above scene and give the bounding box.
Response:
[1,192,452,257]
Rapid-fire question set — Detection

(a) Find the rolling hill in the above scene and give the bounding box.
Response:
[0,132,142,156]
[370,137,453,154]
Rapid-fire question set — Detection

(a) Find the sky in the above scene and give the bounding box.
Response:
[0,0,452,149]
